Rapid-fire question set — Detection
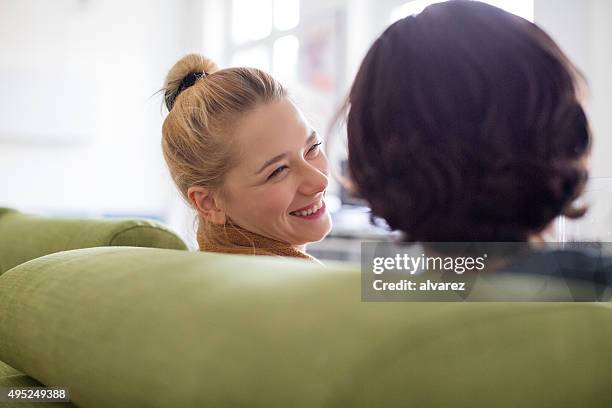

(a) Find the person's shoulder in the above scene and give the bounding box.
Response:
[504,245,612,287]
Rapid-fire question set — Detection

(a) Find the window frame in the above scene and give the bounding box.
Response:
[225,0,302,73]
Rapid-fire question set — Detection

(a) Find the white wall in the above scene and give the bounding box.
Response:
[0,0,203,218]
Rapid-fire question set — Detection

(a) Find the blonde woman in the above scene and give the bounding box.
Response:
[162,54,332,259]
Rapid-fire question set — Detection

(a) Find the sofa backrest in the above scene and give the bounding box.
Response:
[0,247,610,407]
[0,208,187,274]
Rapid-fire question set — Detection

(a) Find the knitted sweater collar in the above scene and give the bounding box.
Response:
[198,222,316,261]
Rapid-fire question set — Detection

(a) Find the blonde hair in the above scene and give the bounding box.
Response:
[161,53,287,250]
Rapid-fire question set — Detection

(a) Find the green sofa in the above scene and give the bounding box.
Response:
[0,209,610,407]
[0,208,187,274]
[0,208,189,407]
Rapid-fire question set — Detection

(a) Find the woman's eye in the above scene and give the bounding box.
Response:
[307,142,322,157]
[267,165,288,180]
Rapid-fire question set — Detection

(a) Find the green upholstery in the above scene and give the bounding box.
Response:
[0,247,610,407]
[0,360,21,379]
[0,208,187,275]
[0,208,188,406]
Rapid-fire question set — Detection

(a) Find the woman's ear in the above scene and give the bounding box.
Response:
[187,186,227,225]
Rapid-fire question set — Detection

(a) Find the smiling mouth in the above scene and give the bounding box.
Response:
[290,200,325,218]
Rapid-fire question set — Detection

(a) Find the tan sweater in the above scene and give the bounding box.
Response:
[198,222,316,261]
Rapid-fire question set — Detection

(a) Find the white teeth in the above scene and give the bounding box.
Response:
[292,201,323,217]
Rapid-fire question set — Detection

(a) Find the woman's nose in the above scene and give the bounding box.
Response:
[298,162,328,196]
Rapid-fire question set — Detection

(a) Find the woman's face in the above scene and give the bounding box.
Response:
[218,98,332,246]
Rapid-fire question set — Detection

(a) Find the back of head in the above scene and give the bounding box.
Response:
[346,0,590,242]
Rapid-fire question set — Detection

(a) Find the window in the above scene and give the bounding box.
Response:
[389,0,534,23]
[229,0,300,83]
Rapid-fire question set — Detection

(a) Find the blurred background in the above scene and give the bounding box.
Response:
[1,0,611,259]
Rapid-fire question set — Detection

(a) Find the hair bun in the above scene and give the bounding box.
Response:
[163,53,219,110]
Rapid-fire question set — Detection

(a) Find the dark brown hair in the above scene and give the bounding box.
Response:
[345,0,590,242]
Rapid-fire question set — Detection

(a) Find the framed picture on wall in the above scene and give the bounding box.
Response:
[297,8,346,100]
